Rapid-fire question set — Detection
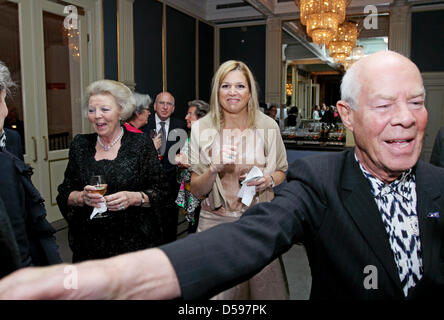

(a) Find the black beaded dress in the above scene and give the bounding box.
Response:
[57,128,169,262]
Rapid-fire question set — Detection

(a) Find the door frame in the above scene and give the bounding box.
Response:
[9,0,104,222]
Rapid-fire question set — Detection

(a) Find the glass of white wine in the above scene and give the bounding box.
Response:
[90,175,107,196]
[89,175,108,219]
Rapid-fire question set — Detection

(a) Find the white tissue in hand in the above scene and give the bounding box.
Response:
[90,197,107,219]
[237,166,263,206]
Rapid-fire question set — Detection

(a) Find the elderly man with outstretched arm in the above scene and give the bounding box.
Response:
[1,51,444,300]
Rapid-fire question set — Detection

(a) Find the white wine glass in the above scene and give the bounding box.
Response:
[90,175,107,196]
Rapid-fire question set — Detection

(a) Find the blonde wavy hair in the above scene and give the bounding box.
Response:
[209,60,259,131]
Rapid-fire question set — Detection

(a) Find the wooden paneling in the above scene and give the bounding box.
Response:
[198,20,214,103]
[134,0,163,99]
[220,24,266,102]
[166,5,196,118]
[411,10,444,72]
[103,0,118,80]
[421,73,444,162]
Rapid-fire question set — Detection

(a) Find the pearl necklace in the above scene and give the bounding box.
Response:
[97,127,124,151]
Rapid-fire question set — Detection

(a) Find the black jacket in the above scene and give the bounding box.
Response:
[162,150,444,300]
[5,128,23,160]
[0,148,61,275]
[0,197,21,278]
[430,127,444,168]
[141,115,187,177]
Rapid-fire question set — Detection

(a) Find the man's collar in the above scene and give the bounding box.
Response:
[155,113,170,125]
[354,152,415,200]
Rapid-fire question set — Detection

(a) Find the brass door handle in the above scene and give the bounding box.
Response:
[43,136,48,161]
[31,136,37,162]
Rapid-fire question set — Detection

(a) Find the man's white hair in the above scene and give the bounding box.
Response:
[340,51,426,111]
[340,63,361,110]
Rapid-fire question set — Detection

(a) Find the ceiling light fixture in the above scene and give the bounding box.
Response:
[296,0,348,46]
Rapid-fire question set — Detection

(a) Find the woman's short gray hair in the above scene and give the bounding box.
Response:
[0,60,15,95]
[83,80,135,121]
[133,92,152,114]
[188,99,210,119]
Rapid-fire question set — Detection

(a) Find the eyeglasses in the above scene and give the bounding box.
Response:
[157,101,174,107]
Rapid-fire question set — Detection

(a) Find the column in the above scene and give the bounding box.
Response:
[388,0,411,57]
[265,17,282,105]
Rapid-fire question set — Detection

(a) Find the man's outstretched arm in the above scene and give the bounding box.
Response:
[0,248,181,300]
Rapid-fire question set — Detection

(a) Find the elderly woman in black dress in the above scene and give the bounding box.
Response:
[57,80,169,262]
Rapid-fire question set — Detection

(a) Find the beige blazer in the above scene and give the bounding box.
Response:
[190,111,288,210]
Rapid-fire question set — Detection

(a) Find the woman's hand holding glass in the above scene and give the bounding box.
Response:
[83,175,107,208]
[83,174,144,211]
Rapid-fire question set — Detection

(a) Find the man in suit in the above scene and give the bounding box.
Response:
[1,51,443,300]
[141,92,187,244]
[430,126,444,168]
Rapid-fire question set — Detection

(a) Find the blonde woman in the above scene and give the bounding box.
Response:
[190,60,289,299]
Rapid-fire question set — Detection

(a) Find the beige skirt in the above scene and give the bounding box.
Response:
[197,209,289,300]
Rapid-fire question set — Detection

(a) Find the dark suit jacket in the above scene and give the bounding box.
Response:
[141,115,187,177]
[161,150,444,300]
[4,128,24,160]
[430,127,444,168]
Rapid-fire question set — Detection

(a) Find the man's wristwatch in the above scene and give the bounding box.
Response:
[270,175,275,188]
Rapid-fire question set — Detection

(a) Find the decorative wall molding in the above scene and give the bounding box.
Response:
[265,17,281,104]
[388,2,411,57]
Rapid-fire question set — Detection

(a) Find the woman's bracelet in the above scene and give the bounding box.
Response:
[73,191,83,206]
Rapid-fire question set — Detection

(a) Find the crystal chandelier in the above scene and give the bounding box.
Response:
[327,21,358,64]
[286,83,293,96]
[63,26,80,60]
[296,0,348,46]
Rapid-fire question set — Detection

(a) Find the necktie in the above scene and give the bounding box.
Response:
[160,121,166,156]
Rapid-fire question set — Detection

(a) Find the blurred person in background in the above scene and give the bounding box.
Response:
[175,99,210,233]
[141,92,187,244]
[125,92,161,150]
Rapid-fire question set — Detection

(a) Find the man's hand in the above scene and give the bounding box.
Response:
[0,260,116,299]
[152,133,162,151]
